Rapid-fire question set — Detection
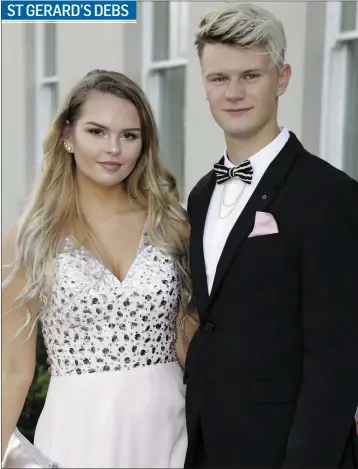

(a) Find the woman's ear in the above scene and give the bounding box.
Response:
[63,121,74,153]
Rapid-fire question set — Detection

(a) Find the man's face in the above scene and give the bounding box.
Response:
[201,43,291,139]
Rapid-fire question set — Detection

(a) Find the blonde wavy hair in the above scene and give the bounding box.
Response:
[3,69,197,341]
[195,3,287,68]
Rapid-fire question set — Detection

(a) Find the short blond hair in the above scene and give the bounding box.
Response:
[195,3,286,68]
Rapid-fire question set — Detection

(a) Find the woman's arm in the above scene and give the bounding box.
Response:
[175,313,199,368]
[1,229,38,459]
[172,218,199,367]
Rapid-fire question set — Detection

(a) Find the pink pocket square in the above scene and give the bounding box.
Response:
[248,211,279,238]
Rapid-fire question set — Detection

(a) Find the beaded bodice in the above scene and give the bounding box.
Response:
[40,231,180,376]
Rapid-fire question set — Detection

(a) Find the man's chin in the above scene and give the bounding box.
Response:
[216,116,253,136]
[223,126,258,140]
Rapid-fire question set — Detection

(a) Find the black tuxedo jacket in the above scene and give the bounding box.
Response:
[184,133,358,468]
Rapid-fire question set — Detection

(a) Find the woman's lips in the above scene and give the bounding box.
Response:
[98,161,122,171]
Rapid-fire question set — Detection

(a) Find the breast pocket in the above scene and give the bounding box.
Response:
[232,234,299,299]
[238,233,297,270]
[244,233,292,248]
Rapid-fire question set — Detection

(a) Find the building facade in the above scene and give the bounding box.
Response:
[2,1,358,229]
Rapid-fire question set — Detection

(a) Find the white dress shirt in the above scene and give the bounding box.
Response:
[203,126,290,294]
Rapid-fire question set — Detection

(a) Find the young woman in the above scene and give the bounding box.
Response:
[2,69,197,468]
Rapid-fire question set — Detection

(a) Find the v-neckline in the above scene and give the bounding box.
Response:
[65,219,149,285]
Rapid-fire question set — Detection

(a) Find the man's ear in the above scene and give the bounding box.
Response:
[277,63,291,97]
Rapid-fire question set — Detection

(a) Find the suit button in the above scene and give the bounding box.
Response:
[203,322,214,333]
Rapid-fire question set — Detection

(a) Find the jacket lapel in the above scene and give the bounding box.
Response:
[208,185,279,304]
[190,171,216,315]
[208,132,303,308]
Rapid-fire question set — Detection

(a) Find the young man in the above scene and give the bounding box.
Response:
[184,3,358,467]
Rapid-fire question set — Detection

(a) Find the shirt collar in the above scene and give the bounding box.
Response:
[224,126,290,181]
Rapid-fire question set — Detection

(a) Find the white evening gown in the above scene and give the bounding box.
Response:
[34,229,187,468]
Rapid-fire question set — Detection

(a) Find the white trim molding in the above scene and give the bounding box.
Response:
[141,1,189,196]
[320,2,358,171]
[35,23,59,170]
[141,1,188,123]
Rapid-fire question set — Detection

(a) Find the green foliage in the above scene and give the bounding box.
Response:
[17,329,49,443]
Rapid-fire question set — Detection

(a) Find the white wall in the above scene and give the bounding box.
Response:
[184,1,308,199]
[57,23,128,101]
[184,1,224,199]
[266,2,307,137]
[2,24,28,231]
[301,1,326,156]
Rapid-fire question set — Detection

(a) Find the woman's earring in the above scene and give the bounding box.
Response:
[64,142,72,153]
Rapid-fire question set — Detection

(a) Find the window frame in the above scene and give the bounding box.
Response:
[35,23,60,170]
[141,2,189,198]
[320,1,358,170]
[141,2,188,116]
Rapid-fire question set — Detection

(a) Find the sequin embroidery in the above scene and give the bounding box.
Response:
[40,231,180,376]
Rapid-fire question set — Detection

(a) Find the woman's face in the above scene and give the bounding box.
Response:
[66,91,143,188]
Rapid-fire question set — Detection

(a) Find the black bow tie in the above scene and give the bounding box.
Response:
[213,160,253,185]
